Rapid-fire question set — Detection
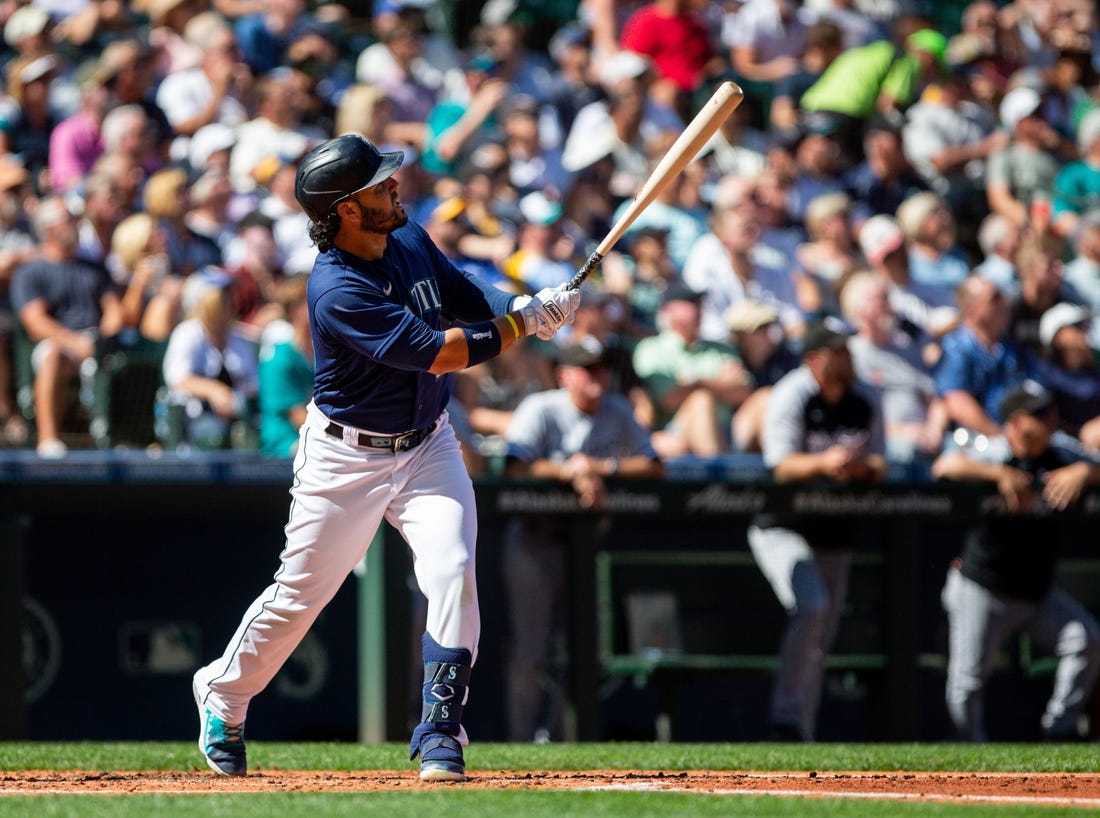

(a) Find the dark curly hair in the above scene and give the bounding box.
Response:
[308,211,341,253]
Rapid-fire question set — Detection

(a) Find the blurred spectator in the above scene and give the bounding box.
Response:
[468,13,557,110]
[422,194,510,290]
[544,24,601,135]
[723,0,808,86]
[602,225,678,335]
[973,212,1023,298]
[147,0,207,76]
[1,54,61,190]
[900,70,1003,223]
[683,202,803,343]
[770,19,844,132]
[108,211,182,341]
[724,299,799,452]
[1008,233,1082,354]
[155,13,251,156]
[947,0,1025,83]
[501,339,663,741]
[794,192,861,319]
[632,282,752,458]
[47,62,115,195]
[802,0,884,48]
[620,0,715,113]
[859,206,961,348]
[561,50,682,199]
[76,172,130,267]
[223,210,284,338]
[354,7,438,144]
[334,83,402,146]
[2,5,52,62]
[1051,108,1100,240]
[1032,301,1100,448]
[99,103,162,181]
[610,139,708,270]
[228,69,326,195]
[698,93,769,179]
[841,270,946,462]
[143,167,223,276]
[785,112,850,224]
[502,191,574,294]
[11,196,124,457]
[95,38,172,154]
[161,265,258,449]
[896,191,972,295]
[986,84,1072,232]
[499,94,573,200]
[752,165,806,261]
[0,156,37,445]
[185,166,237,259]
[1063,213,1100,346]
[420,54,509,178]
[233,0,314,77]
[800,25,949,133]
[257,274,311,457]
[936,276,1032,437]
[357,4,463,105]
[932,381,1100,742]
[845,113,930,224]
[747,320,886,741]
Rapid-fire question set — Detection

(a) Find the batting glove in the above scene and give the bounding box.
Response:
[531,286,582,340]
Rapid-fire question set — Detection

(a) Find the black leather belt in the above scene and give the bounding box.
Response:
[324,420,438,453]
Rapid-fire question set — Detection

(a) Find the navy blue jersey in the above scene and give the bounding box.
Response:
[309,220,517,433]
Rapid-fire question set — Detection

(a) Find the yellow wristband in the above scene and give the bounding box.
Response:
[504,312,522,340]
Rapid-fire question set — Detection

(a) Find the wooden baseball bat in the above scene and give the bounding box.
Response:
[566,81,744,290]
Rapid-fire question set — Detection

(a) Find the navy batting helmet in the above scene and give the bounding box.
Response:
[294,134,404,222]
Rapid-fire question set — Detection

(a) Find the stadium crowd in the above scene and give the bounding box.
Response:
[1,0,1099,467]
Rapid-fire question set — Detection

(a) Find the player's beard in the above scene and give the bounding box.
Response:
[357,201,408,235]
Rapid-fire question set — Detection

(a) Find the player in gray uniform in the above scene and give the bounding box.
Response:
[747,321,886,741]
[501,339,663,740]
[191,134,581,781]
[932,381,1100,741]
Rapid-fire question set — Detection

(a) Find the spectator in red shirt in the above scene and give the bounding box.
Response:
[620,0,715,115]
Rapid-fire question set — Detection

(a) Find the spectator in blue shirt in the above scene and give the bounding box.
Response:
[936,276,1032,438]
[258,274,312,457]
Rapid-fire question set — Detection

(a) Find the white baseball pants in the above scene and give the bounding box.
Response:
[196,403,480,726]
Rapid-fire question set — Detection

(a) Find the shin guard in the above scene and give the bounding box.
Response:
[409,632,472,760]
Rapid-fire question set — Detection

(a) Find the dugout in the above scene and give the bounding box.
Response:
[1,451,1098,743]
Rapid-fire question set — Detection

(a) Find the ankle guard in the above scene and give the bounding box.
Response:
[409,632,472,760]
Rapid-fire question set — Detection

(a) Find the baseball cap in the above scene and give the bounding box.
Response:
[725,300,779,334]
[661,281,704,305]
[859,214,905,264]
[4,5,49,47]
[182,265,233,314]
[801,319,850,353]
[189,122,237,171]
[1039,302,1091,347]
[600,50,650,87]
[999,380,1054,419]
[556,337,607,368]
[906,29,948,71]
[518,191,562,226]
[999,86,1042,130]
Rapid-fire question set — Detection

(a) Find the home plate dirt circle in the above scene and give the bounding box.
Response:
[2,770,1100,806]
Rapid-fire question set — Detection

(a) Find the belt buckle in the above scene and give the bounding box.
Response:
[392,430,419,452]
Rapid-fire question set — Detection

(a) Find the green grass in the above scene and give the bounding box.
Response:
[0,741,1097,773]
[0,742,1098,818]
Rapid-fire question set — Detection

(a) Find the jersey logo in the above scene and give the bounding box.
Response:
[382,281,392,296]
[410,278,442,314]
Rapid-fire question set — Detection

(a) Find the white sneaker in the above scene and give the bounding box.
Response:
[36,439,67,459]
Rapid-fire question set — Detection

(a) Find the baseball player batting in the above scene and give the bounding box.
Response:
[191,134,581,781]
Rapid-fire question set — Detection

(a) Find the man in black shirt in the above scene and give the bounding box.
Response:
[932,381,1100,740]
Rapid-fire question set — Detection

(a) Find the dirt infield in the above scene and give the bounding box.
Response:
[3,770,1100,806]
